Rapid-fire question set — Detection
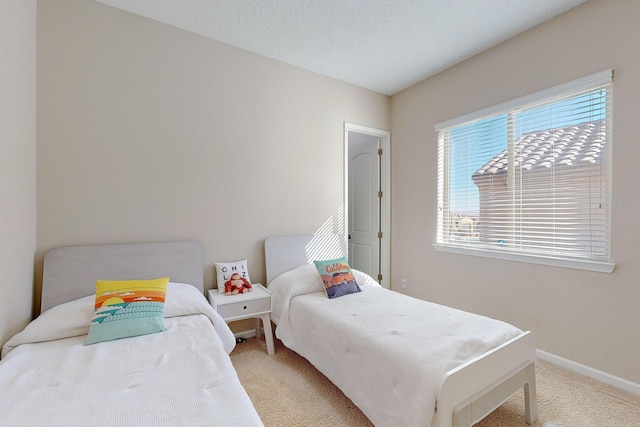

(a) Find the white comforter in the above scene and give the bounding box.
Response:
[0,283,263,427]
[269,264,523,427]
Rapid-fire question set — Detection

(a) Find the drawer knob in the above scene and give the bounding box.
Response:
[243,305,247,310]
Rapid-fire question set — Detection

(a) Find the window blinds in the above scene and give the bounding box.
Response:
[436,70,612,264]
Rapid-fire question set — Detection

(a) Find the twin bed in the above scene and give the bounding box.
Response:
[265,234,538,427]
[0,241,263,426]
[0,236,538,427]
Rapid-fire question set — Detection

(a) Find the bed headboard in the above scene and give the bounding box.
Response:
[264,234,347,284]
[41,241,204,312]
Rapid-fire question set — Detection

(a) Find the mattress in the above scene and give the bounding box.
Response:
[0,283,263,427]
[269,264,523,427]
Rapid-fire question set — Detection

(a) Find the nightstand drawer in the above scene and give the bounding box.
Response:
[217,296,271,319]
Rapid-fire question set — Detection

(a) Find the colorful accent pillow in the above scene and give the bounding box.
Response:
[215,259,252,294]
[84,277,169,345]
[313,257,361,299]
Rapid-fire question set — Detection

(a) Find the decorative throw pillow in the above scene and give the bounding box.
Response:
[313,257,361,299]
[84,277,169,345]
[215,259,252,294]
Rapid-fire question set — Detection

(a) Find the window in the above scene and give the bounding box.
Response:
[435,70,614,273]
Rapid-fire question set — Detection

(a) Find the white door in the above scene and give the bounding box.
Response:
[348,131,381,282]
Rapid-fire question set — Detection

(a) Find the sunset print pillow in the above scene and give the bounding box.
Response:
[313,257,361,299]
[85,277,169,345]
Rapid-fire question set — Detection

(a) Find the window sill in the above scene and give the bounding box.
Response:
[432,244,615,273]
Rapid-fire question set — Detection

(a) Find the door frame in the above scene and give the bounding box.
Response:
[344,122,391,288]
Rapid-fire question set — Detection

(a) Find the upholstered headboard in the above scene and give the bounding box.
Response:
[41,241,203,312]
[264,234,347,285]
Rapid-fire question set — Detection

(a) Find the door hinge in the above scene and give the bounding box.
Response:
[378,231,383,239]
[378,148,383,156]
[378,191,383,198]
[377,274,383,282]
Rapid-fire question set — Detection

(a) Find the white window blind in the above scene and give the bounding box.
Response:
[435,70,613,272]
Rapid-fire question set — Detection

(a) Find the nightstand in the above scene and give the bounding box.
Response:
[208,283,274,355]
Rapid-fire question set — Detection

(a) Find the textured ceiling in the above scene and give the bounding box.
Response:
[96,0,586,95]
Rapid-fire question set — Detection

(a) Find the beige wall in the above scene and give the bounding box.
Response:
[0,0,37,347]
[391,0,640,384]
[36,0,389,311]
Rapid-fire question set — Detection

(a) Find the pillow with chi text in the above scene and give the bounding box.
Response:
[313,257,361,299]
[84,277,169,345]
[215,259,252,294]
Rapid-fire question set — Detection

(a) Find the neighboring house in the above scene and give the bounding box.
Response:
[472,119,607,254]
[449,214,478,240]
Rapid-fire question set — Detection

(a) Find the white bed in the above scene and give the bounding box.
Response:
[265,234,537,427]
[0,241,263,427]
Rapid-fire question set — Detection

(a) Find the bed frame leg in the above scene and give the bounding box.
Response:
[451,404,472,427]
[524,363,538,425]
[453,404,472,427]
[451,362,538,427]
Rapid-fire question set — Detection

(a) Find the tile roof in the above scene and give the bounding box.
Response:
[473,119,606,179]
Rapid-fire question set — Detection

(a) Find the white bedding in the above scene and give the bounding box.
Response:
[269,265,523,427]
[0,283,263,427]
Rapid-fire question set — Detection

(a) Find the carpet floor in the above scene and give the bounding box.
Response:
[231,337,640,426]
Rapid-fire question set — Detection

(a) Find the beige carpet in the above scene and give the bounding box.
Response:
[231,337,640,426]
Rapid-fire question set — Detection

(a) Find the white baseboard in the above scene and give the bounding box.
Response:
[536,349,640,396]
[235,328,259,340]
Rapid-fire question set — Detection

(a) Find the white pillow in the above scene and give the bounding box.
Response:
[352,269,382,288]
[214,259,251,293]
[1,282,211,358]
[267,263,323,325]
